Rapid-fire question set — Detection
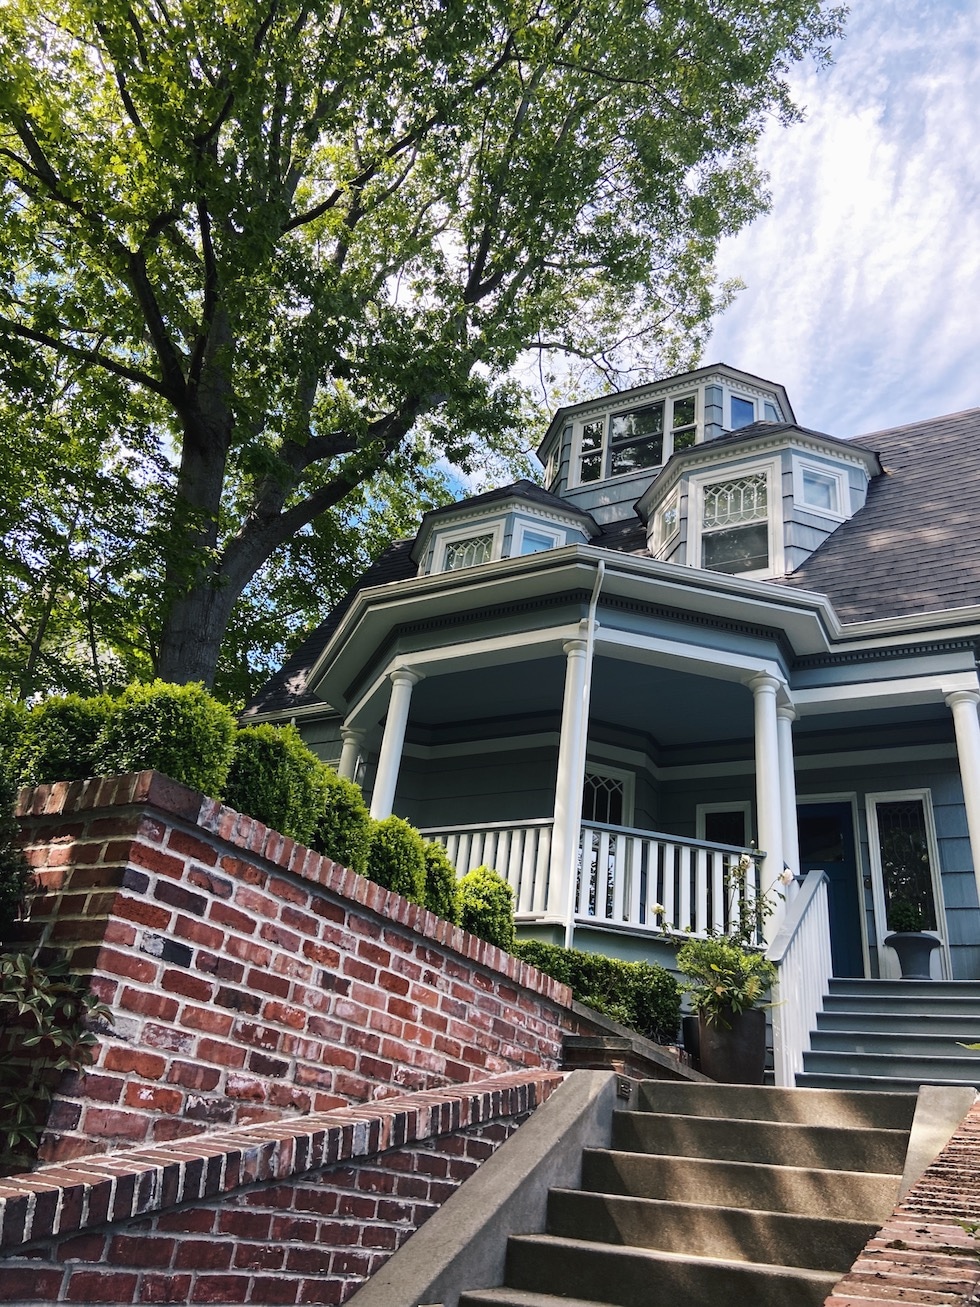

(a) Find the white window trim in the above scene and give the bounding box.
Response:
[865,789,950,979]
[431,520,504,574]
[686,457,784,578]
[514,520,564,556]
[794,458,847,521]
[569,391,702,488]
[652,489,680,557]
[696,801,752,848]
[583,762,635,827]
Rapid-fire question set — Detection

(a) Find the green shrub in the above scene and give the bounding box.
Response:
[675,935,775,1027]
[95,680,237,796]
[0,769,30,940]
[0,700,27,773]
[16,694,113,786]
[312,770,372,874]
[223,724,330,844]
[458,865,514,949]
[422,841,461,924]
[366,815,427,903]
[513,940,681,1045]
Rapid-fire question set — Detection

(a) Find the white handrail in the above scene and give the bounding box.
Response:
[766,870,832,1088]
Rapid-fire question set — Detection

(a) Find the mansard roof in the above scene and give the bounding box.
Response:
[780,407,980,623]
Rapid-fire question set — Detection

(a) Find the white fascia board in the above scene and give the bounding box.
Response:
[595,627,787,689]
[308,544,843,711]
[832,605,980,645]
[793,669,980,716]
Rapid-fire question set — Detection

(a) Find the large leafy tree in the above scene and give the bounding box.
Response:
[0,0,843,688]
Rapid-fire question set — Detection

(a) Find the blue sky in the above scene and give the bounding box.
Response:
[705,0,980,440]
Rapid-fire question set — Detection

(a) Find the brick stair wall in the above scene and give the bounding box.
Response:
[827,1097,980,1306]
[6,772,586,1165]
[0,1070,561,1305]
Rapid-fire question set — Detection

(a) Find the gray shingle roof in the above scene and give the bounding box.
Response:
[780,407,980,623]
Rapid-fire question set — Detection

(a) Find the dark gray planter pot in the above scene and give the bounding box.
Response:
[884,931,940,980]
[698,1007,766,1084]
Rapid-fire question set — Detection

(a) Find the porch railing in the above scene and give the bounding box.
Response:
[420,818,760,941]
[766,870,832,1088]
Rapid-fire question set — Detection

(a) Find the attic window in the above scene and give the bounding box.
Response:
[731,396,755,429]
[701,473,768,574]
[515,522,562,555]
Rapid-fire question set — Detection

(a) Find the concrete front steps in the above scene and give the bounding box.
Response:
[797,978,980,1092]
[458,1080,915,1307]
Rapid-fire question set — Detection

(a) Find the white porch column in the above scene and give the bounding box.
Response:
[370,669,422,819]
[945,689,980,905]
[552,634,590,943]
[750,673,785,943]
[777,704,801,883]
[337,727,365,782]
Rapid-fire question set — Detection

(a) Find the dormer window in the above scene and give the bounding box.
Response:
[798,462,845,516]
[516,523,562,555]
[433,522,504,573]
[574,394,698,485]
[700,472,770,575]
[731,396,756,429]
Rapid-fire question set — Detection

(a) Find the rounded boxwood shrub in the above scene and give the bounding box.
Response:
[366,815,427,904]
[513,940,680,1045]
[422,841,461,924]
[312,771,372,874]
[223,724,330,845]
[0,766,30,938]
[458,865,514,949]
[0,700,27,772]
[16,694,113,786]
[95,680,237,796]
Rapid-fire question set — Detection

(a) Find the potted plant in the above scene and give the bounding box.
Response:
[675,935,776,1084]
[884,898,940,980]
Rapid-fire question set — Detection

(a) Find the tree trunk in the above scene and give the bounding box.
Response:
[155,577,242,687]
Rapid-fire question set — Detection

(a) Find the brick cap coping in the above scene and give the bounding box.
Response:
[16,770,572,1008]
[0,1069,564,1253]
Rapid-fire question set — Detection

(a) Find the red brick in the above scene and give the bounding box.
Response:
[187,867,233,899]
[108,1233,177,1266]
[216,1209,273,1239]
[56,1233,108,1262]
[161,968,214,1002]
[0,1269,66,1302]
[234,885,278,918]
[166,829,219,867]
[260,922,302,952]
[167,1060,221,1092]
[174,1240,234,1270]
[137,1273,195,1303]
[130,843,187,880]
[81,1106,148,1141]
[97,946,159,985]
[155,1208,217,1234]
[124,1082,184,1113]
[65,1270,140,1301]
[196,1038,247,1068]
[232,1241,286,1271]
[189,1276,253,1304]
[208,901,257,935]
[246,967,290,998]
[179,1005,234,1037]
[114,897,173,929]
[102,919,139,948]
[119,987,179,1022]
[173,915,224,950]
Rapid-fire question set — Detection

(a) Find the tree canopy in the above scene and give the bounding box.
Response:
[0,0,843,695]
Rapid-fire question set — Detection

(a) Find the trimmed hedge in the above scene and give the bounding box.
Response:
[313,770,373,874]
[16,693,112,786]
[422,841,461,924]
[513,939,680,1045]
[366,815,427,904]
[95,680,238,796]
[0,768,29,938]
[459,865,514,950]
[223,724,330,845]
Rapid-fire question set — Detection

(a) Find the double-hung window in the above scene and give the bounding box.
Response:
[700,472,769,574]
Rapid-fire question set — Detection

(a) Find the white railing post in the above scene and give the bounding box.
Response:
[767,871,832,1087]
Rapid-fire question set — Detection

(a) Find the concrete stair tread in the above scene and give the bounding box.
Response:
[610,1110,908,1173]
[461,1292,606,1307]
[797,1070,980,1092]
[503,1234,841,1306]
[547,1188,880,1271]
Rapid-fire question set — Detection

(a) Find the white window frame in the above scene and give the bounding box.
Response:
[729,393,757,429]
[652,489,680,556]
[687,458,783,578]
[865,789,949,979]
[696,801,752,848]
[514,520,564,557]
[794,459,846,520]
[431,520,504,574]
[582,762,635,827]
[570,391,702,488]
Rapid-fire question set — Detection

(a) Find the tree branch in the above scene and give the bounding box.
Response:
[0,315,169,396]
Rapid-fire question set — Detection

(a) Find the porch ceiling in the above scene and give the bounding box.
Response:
[404,652,754,750]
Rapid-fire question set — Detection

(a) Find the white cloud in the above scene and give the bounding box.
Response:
[706,0,980,437]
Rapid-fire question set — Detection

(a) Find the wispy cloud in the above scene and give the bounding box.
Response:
[706,0,980,438]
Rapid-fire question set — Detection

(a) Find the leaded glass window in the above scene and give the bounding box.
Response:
[443,533,494,570]
[582,770,625,826]
[876,799,938,931]
[701,474,769,574]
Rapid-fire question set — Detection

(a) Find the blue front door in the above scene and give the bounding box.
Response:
[797,801,864,977]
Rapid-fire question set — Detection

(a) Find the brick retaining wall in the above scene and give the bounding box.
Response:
[827,1097,980,1306]
[8,772,579,1165]
[0,1071,561,1304]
